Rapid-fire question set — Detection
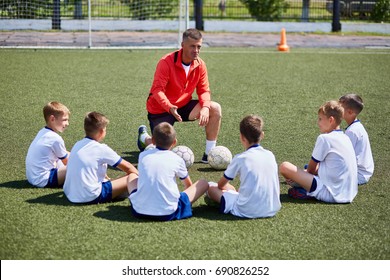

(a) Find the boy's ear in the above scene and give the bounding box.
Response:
[260,131,265,140]
[48,115,56,122]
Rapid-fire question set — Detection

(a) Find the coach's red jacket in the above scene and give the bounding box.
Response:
[147,48,211,114]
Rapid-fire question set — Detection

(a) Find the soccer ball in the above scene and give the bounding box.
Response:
[172,145,195,169]
[208,146,232,170]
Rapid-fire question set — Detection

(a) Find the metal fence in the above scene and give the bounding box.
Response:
[0,0,381,21]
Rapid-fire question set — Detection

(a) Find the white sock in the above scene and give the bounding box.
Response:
[205,140,217,155]
[140,132,150,144]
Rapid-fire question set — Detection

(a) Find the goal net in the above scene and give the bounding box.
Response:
[0,0,190,49]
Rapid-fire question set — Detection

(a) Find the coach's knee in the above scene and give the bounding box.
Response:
[210,101,222,119]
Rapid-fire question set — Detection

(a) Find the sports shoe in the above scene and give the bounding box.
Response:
[201,153,208,164]
[288,187,315,200]
[137,125,148,152]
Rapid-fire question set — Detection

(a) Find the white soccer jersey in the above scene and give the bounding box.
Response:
[25,127,68,187]
[130,148,188,216]
[63,137,122,203]
[311,130,358,203]
[223,144,281,218]
[345,120,374,184]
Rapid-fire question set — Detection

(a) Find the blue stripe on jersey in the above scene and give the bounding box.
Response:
[112,158,122,168]
[311,156,320,163]
[223,173,234,181]
[179,173,189,180]
[59,153,68,160]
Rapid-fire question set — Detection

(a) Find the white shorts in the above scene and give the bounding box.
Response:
[307,176,336,203]
[220,190,239,214]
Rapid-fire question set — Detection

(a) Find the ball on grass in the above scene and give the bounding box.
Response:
[208,146,232,170]
[172,145,195,169]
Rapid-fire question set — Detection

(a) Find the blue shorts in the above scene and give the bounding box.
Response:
[147,100,198,132]
[45,168,60,188]
[130,191,193,221]
[89,181,113,204]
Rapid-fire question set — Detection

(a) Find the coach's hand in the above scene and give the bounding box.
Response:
[198,106,210,127]
[170,106,182,122]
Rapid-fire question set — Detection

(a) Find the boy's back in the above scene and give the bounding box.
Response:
[26,127,67,187]
[312,130,358,202]
[64,137,121,203]
[225,145,281,218]
[346,120,374,184]
[130,148,188,216]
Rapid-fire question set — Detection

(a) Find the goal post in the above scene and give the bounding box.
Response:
[85,0,190,49]
[0,0,190,49]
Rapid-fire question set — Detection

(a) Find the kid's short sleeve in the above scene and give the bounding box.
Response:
[312,135,329,163]
[52,136,68,159]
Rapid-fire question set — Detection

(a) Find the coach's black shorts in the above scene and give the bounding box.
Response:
[147,100,198,132]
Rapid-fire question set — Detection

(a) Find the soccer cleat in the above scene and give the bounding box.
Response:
[201,153,208,164]
[288,187,315,200]
[137,125,148,152]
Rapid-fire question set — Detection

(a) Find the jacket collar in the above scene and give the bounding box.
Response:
[174,49,200,70]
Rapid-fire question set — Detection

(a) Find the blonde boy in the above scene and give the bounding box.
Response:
[206,115,281,218]
[64,112,138,204]
[26,101,70,188]
[280,101,358,203]
[339,94,374,185]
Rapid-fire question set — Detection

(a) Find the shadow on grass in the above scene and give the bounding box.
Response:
[26,192,131,207]
[196,166,221,172]
[94,205,156,223]
[0,180,32,189]
[25,191,74,206]
[122,151,140,164]
[280,193,322,204]
[93,204,246,223]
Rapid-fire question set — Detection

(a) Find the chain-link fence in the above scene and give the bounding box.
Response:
[0,0,383,21]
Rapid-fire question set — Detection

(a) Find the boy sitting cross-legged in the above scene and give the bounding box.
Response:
[280,100,358,203]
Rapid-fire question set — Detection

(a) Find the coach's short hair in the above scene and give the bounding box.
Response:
[339,93,364,114]
[183,28,202,41]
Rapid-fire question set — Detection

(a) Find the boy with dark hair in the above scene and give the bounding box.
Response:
[339,94,374,185]
[206,115,281,218]
[130,122,208,221]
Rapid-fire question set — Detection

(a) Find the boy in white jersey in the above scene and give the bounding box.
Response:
[129,122,209,221]
[64,112,138,204]
[339,94,374,185]
[26,101,70,188]
[280,101,358,203]
[206,115,281,218]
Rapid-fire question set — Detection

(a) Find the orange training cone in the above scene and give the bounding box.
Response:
[277,28,290,52]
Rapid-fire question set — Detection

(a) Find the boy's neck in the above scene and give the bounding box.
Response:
[244,142,260,150]
[45,125,57,133]
[329,125,341,132]
[86,134,101,142]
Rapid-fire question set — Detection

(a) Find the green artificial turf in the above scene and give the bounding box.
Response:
[0,48,389,260]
